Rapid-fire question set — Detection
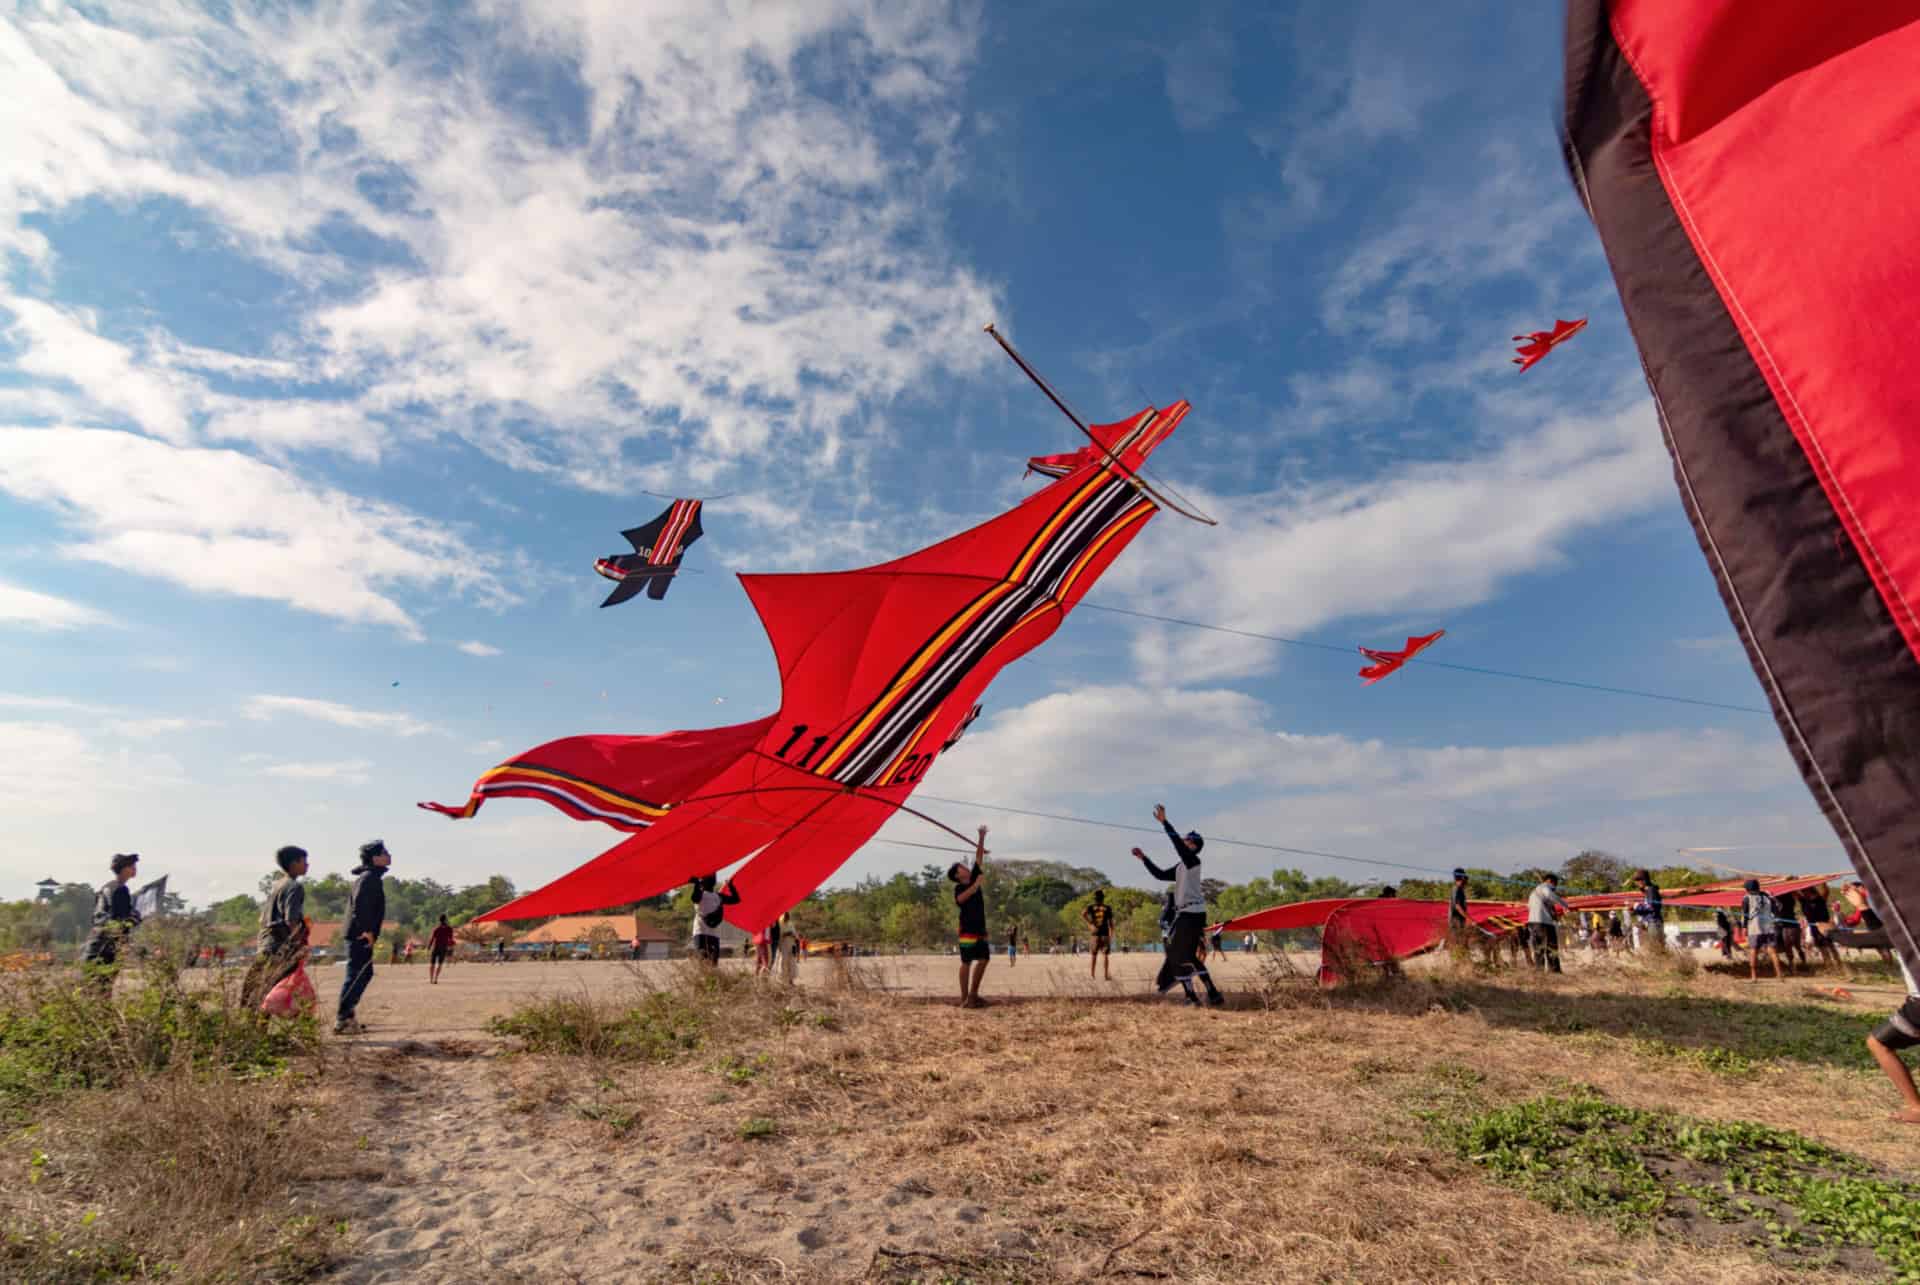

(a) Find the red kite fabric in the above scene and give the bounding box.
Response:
[1215,897,1519,984]
[1510,318,1587,372]
[1358,631,1445,685]
[426,403,1192,930]
[1563,872,1850,914]
[1564,1,1920,976]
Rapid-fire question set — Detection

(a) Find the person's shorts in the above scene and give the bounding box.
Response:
[1871,996,1920,1051]
[958,937,990,964]
[430,948,450,966]
[1808,922,1831,947]
[1778,923,1803,947]
[1752,930,1778,949]
[1091,934,1111,952]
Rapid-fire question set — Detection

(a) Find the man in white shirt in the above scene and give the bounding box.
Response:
[1527,875,1571,974]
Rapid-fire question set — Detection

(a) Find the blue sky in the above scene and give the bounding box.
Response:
[0,1,1838,908]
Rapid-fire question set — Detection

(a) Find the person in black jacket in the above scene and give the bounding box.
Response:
[1133,804,1223,1007]
[81,853,142,988]
[336,840,391,1035]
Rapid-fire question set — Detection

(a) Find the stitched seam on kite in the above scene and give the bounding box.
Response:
[824,476,1125,780]
[1613,10,1919,965]
[1644,95,1920,646]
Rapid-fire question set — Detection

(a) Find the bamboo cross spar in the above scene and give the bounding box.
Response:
[983,323,1219,526]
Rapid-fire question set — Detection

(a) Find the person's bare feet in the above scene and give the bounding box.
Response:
[1890,1106,1920,1125]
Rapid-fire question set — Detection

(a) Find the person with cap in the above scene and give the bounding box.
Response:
[243,846,310,1009]
[1741,878,1782,982]
[1134,804,1223,1007]
[80,853,143,988]
[1526,874,1571,973]
[336,840,391,1035]
[1447,868,1471,945]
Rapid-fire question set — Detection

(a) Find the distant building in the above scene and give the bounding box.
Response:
[35,878,60,902]
[516,915,674,959]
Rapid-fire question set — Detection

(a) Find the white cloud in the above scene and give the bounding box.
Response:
[258,759,374,784]
[455,640,502,657]
[0,579,116,631]
[923,683,1817,881]
[245,694,436,738]
[0,1,1001,491]
[1165,29,1236,131]
[0,693,120,716]
[0,427,514,638]
[113,716,220,738]
[1117,398,1670,682]
[0,719,187,815]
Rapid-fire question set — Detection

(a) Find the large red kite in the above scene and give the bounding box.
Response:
[425,403,1192,930]
[1564,1,1920,976]
[1510,318,1587,372]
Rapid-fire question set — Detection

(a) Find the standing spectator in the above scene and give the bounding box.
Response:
[1773,889,1808,970]
[428,915,455,984]
[1082,891,1115,981]
[1006,923,1019,968]
[1134,804,1223,1007]
[1589,911,1611,954]
[1714,909,1736,960]
[336,840,391,1035]
[752,924,772,975]
[1799,883,1844,971]
[80,854,143,988]
[1629,870,1665,950]
[767,914,782,975]
[783,919,803,983]
[495,938,507,963]
[689,875,739,964]
[1447,869,1471,948]
[950,826,991,1008]
[1527,875,1571,973]
[243,846,310,1009]
[1742,879,1783,981]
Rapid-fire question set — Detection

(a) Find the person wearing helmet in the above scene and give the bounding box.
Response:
[336,840,392,1035]
[80,853,143,988]
[1133,804,1223,1007]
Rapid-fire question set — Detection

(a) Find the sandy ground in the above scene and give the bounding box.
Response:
[297,950,1264,1038]
[288,950,1916,1284]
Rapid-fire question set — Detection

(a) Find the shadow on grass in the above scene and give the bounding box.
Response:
[1344,979,1887,1072]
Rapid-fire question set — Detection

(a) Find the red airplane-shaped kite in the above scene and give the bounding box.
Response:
[1358,630,1445,685]
[1511,317,1587,372]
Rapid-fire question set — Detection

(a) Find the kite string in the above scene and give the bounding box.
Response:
[1075,601,1770,715]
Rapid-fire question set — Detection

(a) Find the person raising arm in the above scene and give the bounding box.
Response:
[1133,804,1223,1007]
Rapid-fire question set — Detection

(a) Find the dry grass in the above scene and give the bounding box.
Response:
[435,954,1917,1282]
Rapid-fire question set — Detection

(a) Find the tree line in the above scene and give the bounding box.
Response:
[1,849,1716,953]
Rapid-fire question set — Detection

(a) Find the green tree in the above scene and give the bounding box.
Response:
[210,894,259,925]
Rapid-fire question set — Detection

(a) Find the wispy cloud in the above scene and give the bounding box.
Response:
[113,716,220,739]
[0,578,117,631]
[0,427,515,639]
[454,640,501,657]
[1117,396,1670,681]
[244,694,435,737]
[0,1,999,496]
[1164,28,1237,131]
[258,759,374,785]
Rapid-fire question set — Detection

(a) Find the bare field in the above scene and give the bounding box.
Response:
[291,950,1919,1284]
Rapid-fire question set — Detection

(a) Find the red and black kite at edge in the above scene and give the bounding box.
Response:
[1563,0,1920,975]
[1358,630,1444,685]
[1510,317,1587,372]
[595,498,704,606]
[424,403,1192,931]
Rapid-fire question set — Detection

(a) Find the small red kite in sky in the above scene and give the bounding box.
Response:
[1511,317,1587,372]
[1358,631,1445,685]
